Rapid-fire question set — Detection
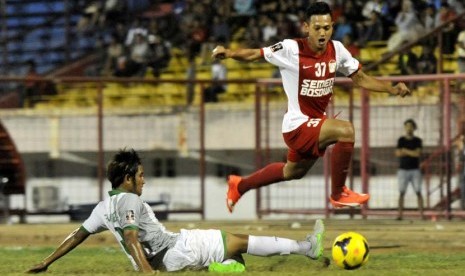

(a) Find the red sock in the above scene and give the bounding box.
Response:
[331,141,354,197]
[238,162,285,195]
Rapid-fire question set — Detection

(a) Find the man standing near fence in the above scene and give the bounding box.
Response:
[453,134,465,210]
[395,119,424,220]
[211,1,411,212]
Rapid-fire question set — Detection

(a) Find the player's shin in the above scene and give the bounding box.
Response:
[330,141,354,196]
[246,236,310,256]
[238,162,285,194]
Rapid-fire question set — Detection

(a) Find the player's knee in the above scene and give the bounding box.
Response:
[338,123,355,141]
[225,233,248,257]
[286,168,307,180]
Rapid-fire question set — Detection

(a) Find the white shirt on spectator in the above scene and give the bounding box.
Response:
[211,62,227,90]
[125,28,148,46]
[362,1,383,20]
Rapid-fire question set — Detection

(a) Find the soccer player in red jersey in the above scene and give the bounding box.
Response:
[212,2,411,212]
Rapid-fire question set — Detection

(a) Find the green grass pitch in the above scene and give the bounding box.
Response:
[2,219,465,275]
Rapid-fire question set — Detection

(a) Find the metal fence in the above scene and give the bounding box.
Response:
[255,74,465,220]
[0,74,464,222]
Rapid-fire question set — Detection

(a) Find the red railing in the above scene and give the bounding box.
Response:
[0,74,464,220]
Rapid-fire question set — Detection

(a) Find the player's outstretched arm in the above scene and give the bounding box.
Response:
[212,45,262,62]
[123,229,157,274]
[350,69,411,97]
[26,228,90,273]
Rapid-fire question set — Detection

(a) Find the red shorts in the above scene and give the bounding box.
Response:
[282,117,327,162]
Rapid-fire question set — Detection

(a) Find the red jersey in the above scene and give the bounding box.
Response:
[261,39,361,132]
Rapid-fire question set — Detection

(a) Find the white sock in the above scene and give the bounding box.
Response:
[246,236,311,256]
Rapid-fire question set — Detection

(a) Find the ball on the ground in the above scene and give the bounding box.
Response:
[332,231,369,270]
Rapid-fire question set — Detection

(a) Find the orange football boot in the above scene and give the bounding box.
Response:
[329,186,370,208]
[226,175,242,213]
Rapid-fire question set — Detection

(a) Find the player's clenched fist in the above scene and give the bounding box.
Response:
[391,82,411,97]
[212,45,228,59]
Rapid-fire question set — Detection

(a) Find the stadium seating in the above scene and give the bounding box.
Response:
[2,1,96,75]
[30,20,458,108]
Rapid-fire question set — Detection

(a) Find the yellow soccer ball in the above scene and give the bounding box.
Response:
[332,231,369,270]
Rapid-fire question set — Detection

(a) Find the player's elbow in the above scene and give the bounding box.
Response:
[350,70,369,88]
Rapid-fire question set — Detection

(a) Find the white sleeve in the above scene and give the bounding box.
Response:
[81,203,107,234]
[333,40,360,77]
[117,193,144,230]
[262,39,297,69]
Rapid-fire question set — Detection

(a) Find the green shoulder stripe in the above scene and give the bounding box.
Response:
[123,225,139,231]
[79,225,90,234]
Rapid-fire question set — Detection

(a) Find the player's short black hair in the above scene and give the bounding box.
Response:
[107,148,141,189]
[404,119,417,130]
[305,1,332,21]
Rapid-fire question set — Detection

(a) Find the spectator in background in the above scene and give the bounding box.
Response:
[340,0,364,41]
[456,26,465,74]
[125,18,148,47]
[332,15,353,42]
[275,13,294,40]
[257,1,277,14]
[77,1,102,33]
[358,11,384,47]
[115,33,150,77]
[243,17,262,48]
[457,26,465,90]
[200,36,219,65]
[361,0,385,21]
[185,55,196,106]
[147,35,171,78]
[112,22,128,44]
[397,45,418,89]
[342,34,360,60]
[422,4,436,33]
[21,59,57,107]
[420,4,437,47]
[434,2,457,54]
[452,134,465,210]
[100,0,125,27]
[395,119,424,220]
[387,0,424,52]
[172,0,186,18]
[362,0,394,38]
[103,34,124,76]
[114,56,129,77]
[187,19,208,58]
[214,0,232,18]
[448,0,465,15]
[129,33,150,77]
[23,59,40,107]
[380,0,401,33]
[203,59,227,103]
[233,0,256,16]
[211,16,230,45]
[85,35,106,76]
[261,15,278,43]
[232,0,256,30]
[417,45,437,74]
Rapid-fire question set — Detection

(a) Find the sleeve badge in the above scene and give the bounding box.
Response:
[125,210,135,224]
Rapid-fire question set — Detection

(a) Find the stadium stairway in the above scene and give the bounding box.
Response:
[433,187,462,210]
[0,121,26,195]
